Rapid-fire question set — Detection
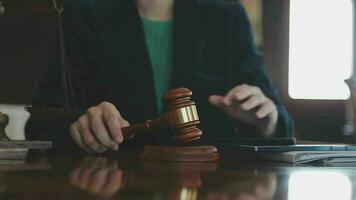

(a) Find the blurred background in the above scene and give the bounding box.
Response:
[0,0,355,143]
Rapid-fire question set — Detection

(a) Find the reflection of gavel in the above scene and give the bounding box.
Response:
[122,88,202,143]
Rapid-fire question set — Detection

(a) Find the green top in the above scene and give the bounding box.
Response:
[141,16,173,115]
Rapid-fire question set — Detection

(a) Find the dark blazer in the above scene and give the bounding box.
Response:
[26,0,294,151]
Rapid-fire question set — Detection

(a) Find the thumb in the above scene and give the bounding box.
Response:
[209,95,225,108]
[119,118,130,128]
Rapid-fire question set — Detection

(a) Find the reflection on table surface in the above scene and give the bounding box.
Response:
[0,154,355,200]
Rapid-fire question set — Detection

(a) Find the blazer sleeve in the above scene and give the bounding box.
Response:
[229,4,294,138]
[25,0,98,152]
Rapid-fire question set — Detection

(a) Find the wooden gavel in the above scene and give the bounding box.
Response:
[121,88,202,143]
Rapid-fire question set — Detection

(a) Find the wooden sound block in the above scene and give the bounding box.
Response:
[139,145,220,162]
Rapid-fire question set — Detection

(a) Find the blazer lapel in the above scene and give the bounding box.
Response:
[110,0,205,91]
[171,0,206,90]
[107,0,206,118]
[109,0,158,118]
[112,0,152,73]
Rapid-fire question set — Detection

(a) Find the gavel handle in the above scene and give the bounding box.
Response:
[121,117,165,139]
[24,107,165,139]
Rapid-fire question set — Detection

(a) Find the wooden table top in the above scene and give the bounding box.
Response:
[0,151,355,200]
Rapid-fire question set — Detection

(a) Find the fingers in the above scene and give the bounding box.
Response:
[210,84,279,136]
[256,100,276,119]
[87,107,118,151]
[210,84,276,120]
[101,103,125,144]
[77,165,97,190]
[69,158,123,198]
[209,95,225,108]
[256,100,279,136]
[69,123,92,153]
[222,84,256,105]
[119,118,130,128]
[69,101,128,153]
[101,170,123,197]
[87,168,110,196]
[69,168,81,186]
[241,95,266,111]
[70,118,107,153]
[210,84,265,110]
[78,115,108,153]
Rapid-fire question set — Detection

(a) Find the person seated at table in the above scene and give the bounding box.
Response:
[26,0,294,153]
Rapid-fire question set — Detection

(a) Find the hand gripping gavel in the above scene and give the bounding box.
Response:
[121,88,203,143]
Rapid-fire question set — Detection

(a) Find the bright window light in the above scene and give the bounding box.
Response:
[289,0,353,100]
[288,171,352,200]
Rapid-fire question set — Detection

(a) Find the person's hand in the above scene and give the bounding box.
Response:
[69,102,130,153]
[209,84,278,136]
[69,157,123,197]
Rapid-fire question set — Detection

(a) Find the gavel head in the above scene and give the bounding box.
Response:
[162,88,202,144]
